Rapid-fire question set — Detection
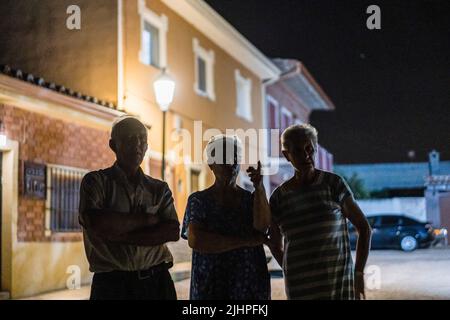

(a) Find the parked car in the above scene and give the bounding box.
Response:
[348,214,435,252]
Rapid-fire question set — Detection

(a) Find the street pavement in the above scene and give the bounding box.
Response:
[171,242,450,300]
[362,247,450,299]
[20,242,450,300]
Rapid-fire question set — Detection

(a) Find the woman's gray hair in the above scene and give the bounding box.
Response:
[281,123,318,151]
[205,134,243,165]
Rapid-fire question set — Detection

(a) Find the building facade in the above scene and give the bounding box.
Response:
[0,70,122,298]
[0,0,280,298]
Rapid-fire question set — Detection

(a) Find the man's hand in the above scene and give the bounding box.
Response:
[355,271,366,300]
[247,161,263,189]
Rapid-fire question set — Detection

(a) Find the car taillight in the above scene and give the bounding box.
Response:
[434,228,448,236]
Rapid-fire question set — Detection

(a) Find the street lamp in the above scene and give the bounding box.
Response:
[153,68,175,181]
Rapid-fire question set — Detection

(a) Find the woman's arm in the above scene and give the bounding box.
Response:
[247,161,271,232]
[187,222,265,254]
[342,196,372,299]
[253,185,272,232]
[266,219,284,267]
[342,197,372,272]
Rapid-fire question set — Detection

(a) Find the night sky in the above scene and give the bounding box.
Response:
[205,0,450,164]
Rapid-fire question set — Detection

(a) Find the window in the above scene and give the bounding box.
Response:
[197,57,207,92]
[266,96,279,157]
[235,69,252,122]
[381,216,400,227]
[46,165,88,233]
[138,0,168,68]
[401,217,418,226]
[281,107,293,131]
[267,96,279,129]
[142,21,159,67]
[193,38,215,100]
[370,216,383,228]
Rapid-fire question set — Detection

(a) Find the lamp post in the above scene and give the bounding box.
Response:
[153,68,175,181]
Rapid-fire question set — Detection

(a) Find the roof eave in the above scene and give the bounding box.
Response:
[277,60,334,111]
[161,0,280,80]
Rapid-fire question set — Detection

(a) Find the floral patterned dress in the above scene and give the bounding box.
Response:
[181,188,270,300]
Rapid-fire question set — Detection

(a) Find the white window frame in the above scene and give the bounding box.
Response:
[235,69,252,122]
[193,38,215,101]
[266,95,280,158]
[138,0,168,68]
[266,95,279,129]
[281,106,293,129]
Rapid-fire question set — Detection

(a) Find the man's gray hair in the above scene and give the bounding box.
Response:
[111,115,145,140]
[281,123,318,150]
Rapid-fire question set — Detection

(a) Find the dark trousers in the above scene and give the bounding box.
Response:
[90,263,177,300]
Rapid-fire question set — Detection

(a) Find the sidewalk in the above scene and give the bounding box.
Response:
[19,240,193,300]
[21,286,92,300]
[19,239,288,300]
[20,261,192,300]
[20,273,287,300]
[17,240,289,300]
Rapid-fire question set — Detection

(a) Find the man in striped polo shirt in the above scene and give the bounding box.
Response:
[267,124,372,300]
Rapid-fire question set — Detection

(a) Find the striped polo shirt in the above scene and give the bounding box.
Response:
[270,170,355,300]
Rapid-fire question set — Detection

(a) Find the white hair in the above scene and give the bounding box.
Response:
[281,123,318,150]
[205,134,243,165]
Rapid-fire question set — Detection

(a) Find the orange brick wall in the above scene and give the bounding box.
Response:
[1,103,115,242]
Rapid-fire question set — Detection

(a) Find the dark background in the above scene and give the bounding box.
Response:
[205,0,450,164]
